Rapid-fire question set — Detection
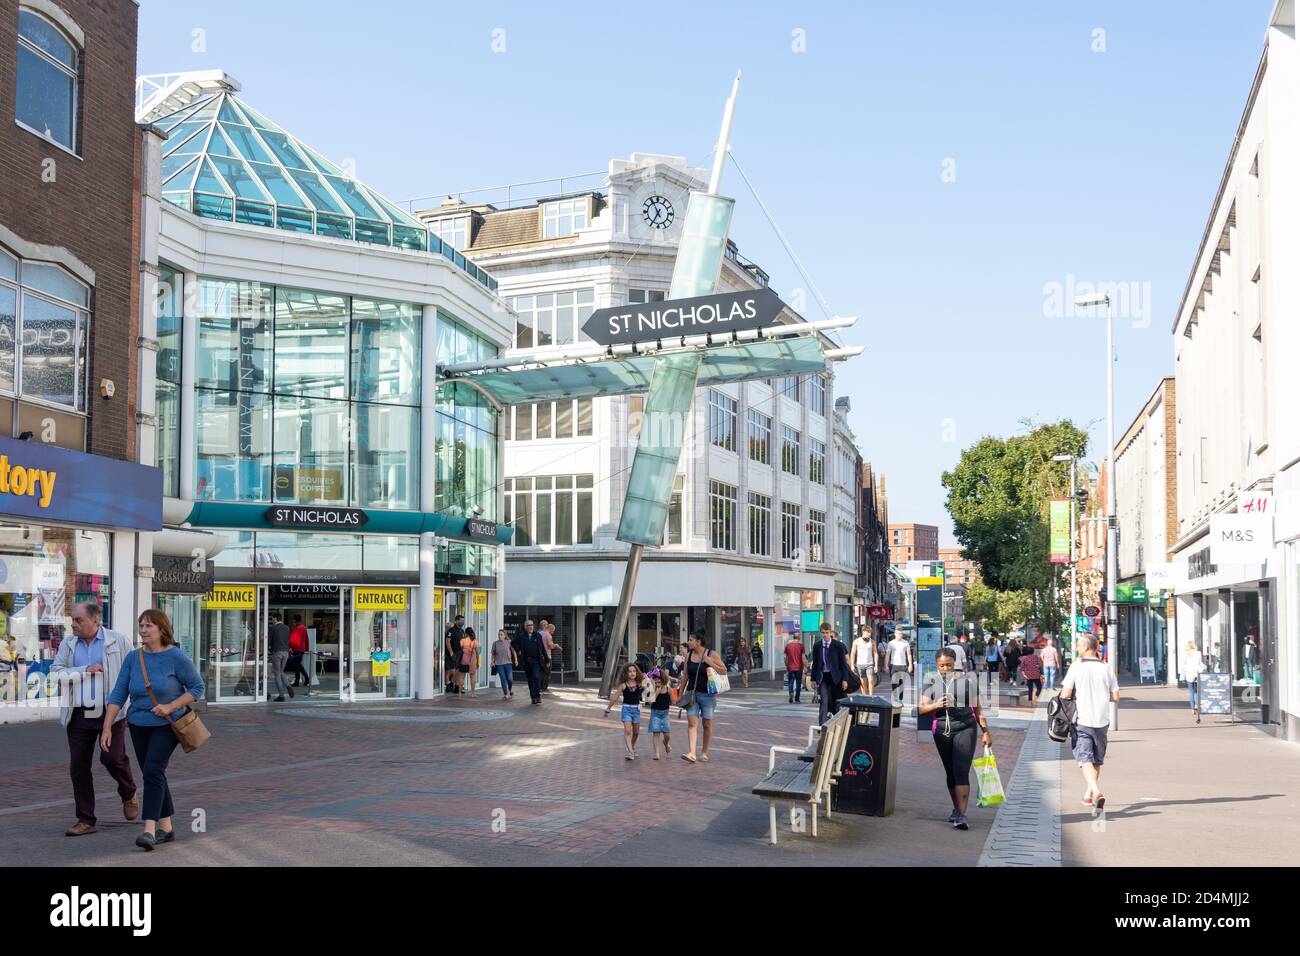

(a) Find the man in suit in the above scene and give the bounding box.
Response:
[808,622,851,725]
[512,619,547,705]
[51,602,138,835]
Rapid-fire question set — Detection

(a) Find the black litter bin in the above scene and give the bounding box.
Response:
[832,694,901,816]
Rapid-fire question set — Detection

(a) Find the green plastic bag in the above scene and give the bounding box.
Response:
[974,747,1005,807]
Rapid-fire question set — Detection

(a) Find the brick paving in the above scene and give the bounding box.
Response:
[978,699,1062,867]
[0,683,1026,867]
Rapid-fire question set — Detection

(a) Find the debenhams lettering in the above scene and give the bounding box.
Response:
[265,506,368,529]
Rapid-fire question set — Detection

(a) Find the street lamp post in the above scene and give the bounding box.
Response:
[1075,292,1119,729]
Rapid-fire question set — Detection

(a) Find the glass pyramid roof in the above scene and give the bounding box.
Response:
[154,91,496,293]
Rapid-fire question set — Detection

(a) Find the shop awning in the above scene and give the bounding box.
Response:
[172,501,513,544]
[443,335,832,405]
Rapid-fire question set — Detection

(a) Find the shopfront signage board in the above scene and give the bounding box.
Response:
[265,506,369,530]
[202,584,257,610]
[354,587,408,612]
[581,287,785,347]
[1208,513,1273,565]
[1197,673,1232,716]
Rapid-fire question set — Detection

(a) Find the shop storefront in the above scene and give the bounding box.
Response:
[0,437,162,718]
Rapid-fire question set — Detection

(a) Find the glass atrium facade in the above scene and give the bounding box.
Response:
[152,91,497,292]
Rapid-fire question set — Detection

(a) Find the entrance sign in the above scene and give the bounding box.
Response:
[354,587,408,612]
[471,590,488,612]
[582,287,784,347]
[433,588,443,611]
[465,519,497,542]
[1049,498,1071,563]
[265,505,369,530]
[203,584,257,610]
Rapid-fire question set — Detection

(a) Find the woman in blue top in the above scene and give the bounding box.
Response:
[102,609,204,851]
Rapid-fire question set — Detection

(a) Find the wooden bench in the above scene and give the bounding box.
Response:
[752,710,851,845]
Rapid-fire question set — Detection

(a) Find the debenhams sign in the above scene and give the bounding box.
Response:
[581,288,784,347]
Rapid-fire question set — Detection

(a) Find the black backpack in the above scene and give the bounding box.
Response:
[1045,694,1077,742]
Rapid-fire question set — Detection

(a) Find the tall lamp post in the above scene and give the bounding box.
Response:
[1075,292,1119,729]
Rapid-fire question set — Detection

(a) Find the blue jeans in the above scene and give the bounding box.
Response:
[1044,666,1057,689]
[786,669,802,700]
[496,663,514,696]
[128,723,179,823]
[1188,680,1198,709]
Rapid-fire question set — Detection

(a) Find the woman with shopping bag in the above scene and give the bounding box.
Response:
[918,647,992,831]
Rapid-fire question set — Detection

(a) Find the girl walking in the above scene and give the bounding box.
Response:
[102,609,205,851]
[918,648,992,831]
[459,626,479,697]
[647,670,674,759]
[605,663,649,760]
[735,638,753,689]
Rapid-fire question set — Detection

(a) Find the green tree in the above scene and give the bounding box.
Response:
[964,579,1032,634]
[942,419,1088,634]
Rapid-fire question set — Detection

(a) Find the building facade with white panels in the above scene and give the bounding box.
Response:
[1168,1,1298,738]
[418,153,858,679]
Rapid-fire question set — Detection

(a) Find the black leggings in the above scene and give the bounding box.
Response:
[933,723,977,789]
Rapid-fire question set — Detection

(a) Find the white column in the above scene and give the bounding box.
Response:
[111,533,137,633]
[179,270,199,500]
[414,304,439,699]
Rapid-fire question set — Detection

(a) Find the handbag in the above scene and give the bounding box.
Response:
[139,649,210,753]
[973,746,1005,807]
[707,668,731,695]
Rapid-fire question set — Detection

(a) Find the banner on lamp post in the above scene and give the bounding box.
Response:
[1050,498,1071,564]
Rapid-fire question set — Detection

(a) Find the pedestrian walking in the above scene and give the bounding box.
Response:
[1182,639,1205,713]
[783,635,805,703]
[539,620,561,692]
[850,627,876,695]
[647,670,674,758]
[735,638,753,688]
[459,626,479,697]
[103,609,205,851]
[287,614,311,692]
[50,602,138,836]
[809,623,851,726]
[944,633,969,672]
[918,648,991,831]
[444,615,465,694]
[512,619,547,704]
[492,628,517,699]
[605,663,650,760]
[983,635,1002,677]
[886,628,913,703]
[1003,639,1022,689]
[1040,640,1060,690]
[1019,647,1044,704]
[1059,635,1121,815]
[266,612,293,701]
[680,631,726,763]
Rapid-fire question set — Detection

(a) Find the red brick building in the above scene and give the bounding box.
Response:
[889,522,938,564]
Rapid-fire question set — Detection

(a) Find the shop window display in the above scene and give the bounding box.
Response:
[0,524,111,702]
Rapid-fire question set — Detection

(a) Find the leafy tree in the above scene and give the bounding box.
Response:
[964,579,1032,634]
[942,419,1088,634]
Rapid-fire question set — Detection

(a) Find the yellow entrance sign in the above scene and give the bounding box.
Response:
[916,577,944,586]
[354,587,408,612]
[202,585,257,610]
[472,590,488,612]
[433,588,443,611]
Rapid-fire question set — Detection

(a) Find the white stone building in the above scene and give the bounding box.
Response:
[417,153,861,679]
[1169,0,1298,737]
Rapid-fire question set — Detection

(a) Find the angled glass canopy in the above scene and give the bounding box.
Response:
[153,91,497,293]
[441,335,830,406]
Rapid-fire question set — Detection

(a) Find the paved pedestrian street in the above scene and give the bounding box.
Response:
[0,683,1026,868]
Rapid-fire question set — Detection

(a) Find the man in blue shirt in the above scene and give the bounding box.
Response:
[51,602,138,835]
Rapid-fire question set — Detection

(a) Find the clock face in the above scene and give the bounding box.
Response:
[641,194,675,229]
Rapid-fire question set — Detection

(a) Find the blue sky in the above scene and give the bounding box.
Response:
[138,0,1275,545]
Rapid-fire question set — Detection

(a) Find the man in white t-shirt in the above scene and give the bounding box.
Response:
[849,627,876,695]
[1060,635,1121,815]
